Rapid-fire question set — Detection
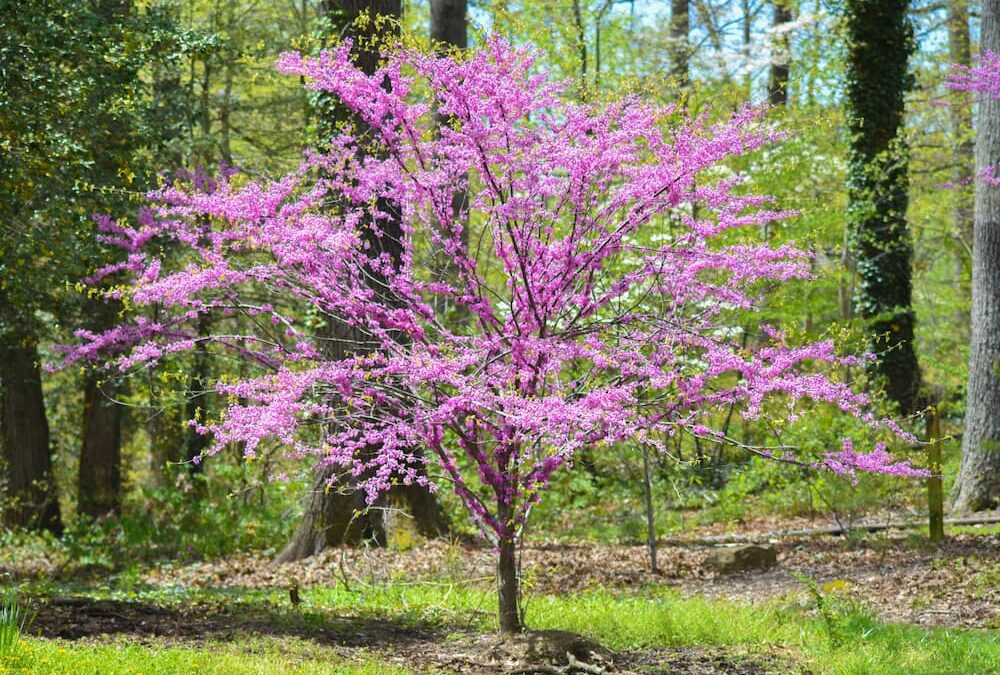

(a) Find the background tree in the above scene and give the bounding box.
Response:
[277,0,449,562]
[844,0,921,415]
[0,0,127,532]
[948,0,974,316]
[76,0,139,519]
[947,14,1000,512]
[768,0,791,106]
[670,0,691,93]
[431,0,467,50]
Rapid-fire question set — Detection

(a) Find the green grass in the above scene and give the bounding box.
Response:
[527,588,1000,674]
[0,636,405,674]
[6,580,999,674]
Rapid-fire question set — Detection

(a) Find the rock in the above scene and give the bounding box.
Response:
[702,544,777,574]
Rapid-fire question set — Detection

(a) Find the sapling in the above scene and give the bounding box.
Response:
[63,37,924,633]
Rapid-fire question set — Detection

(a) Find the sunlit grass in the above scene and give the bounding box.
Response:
[12,578,999,674]
[1,636,405,674]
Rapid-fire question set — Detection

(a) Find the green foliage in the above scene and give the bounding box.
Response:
[843,0,921,413]
[0,589,34,658]
[59,467,303,569]
[792,571,875,647]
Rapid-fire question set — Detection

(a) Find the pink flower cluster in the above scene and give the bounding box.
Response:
[946,51,1000,184]
[62,37,923,545]
[946,50,1000,98]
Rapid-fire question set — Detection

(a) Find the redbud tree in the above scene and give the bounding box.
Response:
[65,38,923,633]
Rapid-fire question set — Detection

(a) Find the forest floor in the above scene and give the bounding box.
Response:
[135,518,1000,630]
[4,513,1000,673]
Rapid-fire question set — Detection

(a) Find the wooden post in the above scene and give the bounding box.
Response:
[926,407,945,543]
[641,448,659,573]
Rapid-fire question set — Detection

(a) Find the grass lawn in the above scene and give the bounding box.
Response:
[2,578,998,673]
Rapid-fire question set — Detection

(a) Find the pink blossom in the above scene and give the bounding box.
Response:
[60,37,921,545]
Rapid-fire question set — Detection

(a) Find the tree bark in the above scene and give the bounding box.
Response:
[844,0,921,415]
[497,536,521,633]
[571,0,587,98]
[78,375,123,518]
[430,0,469,321]
[948,0,974,306]
[77,293,125,517]
[952,0,1000,512]
[768,0,791,106]
[641,448,659,573]
[278,0,449,561]
[669,0,690,91]
[430,0,466,49]
[0,337,62,534]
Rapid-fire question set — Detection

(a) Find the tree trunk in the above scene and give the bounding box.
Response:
[78,375,123,518]
[948,0,974,309]
[952,0,1000,513]
[430,0,469,320]
[571,0,587,98]
[430,0,466,49]
[768,0,791,106]
[641,448,658,573]
[844,0,921,415]
[669,0,690,92]
[926,408,944,541]
[275,464,448,562]
[77,294,125,517]
[278,0,449,561]
[497,537,521,633]
[0,337,62,534]
[741,0,752,98]
[146,372,183,489]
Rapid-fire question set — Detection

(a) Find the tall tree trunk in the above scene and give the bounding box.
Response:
[669,0,690,91]
[77,294,125,517]
[768,0,791,106]
[77,0,131,514]
[278,0,449,561]
[430,0,469,321]
[0,336,62,534]
[430,0,466,49]
[571,0,587,99]
[844,0,921,415]
[741,0,752,98]
[952,0,1000,512]
[948,0,974,306]
[78,376,123,518]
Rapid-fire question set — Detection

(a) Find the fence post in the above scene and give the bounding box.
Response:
[926,406,945,543]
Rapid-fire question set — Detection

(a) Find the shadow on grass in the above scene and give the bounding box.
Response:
[23,593,802,673]
[30,595,438,650]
